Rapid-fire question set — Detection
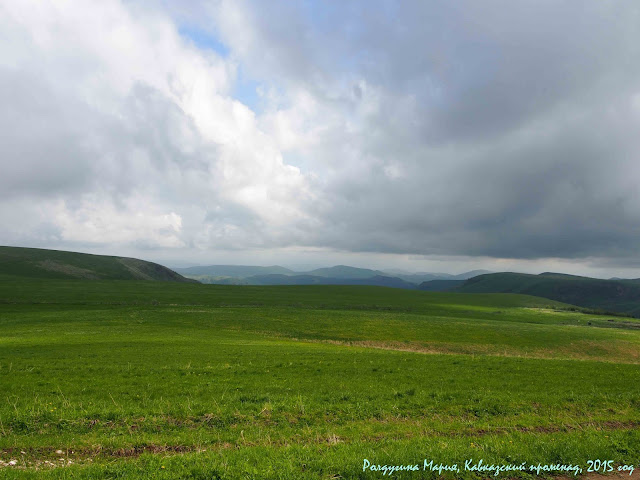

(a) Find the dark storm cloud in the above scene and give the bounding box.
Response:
[317,98,640,259]
[211,0,640,260]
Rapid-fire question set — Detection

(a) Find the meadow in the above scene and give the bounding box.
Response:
[1,275,640,478]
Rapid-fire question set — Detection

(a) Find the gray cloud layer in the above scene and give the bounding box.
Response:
[2,0,640,267]
[211,0,640,259]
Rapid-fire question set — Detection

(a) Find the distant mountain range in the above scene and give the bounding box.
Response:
[5,246,640,318]
[390,269,492,284]
[173,264,491,289]
[176,265,295,277]
[178,264,640,316]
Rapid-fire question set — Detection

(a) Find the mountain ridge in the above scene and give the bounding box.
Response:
[174,264,492,286]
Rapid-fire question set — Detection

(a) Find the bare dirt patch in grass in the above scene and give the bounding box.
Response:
[289,337,640,364]
[559,469,640,480]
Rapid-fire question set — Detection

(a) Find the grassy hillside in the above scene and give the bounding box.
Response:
[1,276,640,478]
[457,272,640,316]
[0,246,194,282]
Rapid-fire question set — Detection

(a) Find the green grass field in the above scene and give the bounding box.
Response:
[1,275,640,478]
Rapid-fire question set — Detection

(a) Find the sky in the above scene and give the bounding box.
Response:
[1,0,640,277]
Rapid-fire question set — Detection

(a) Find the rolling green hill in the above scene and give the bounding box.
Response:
[456,272,640,316]
[0,246,194,282]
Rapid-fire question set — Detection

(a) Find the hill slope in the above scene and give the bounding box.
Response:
[0,246,194,282]
[457,272,640,316]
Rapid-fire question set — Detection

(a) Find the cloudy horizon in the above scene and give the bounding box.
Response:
[2,1,640,279]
